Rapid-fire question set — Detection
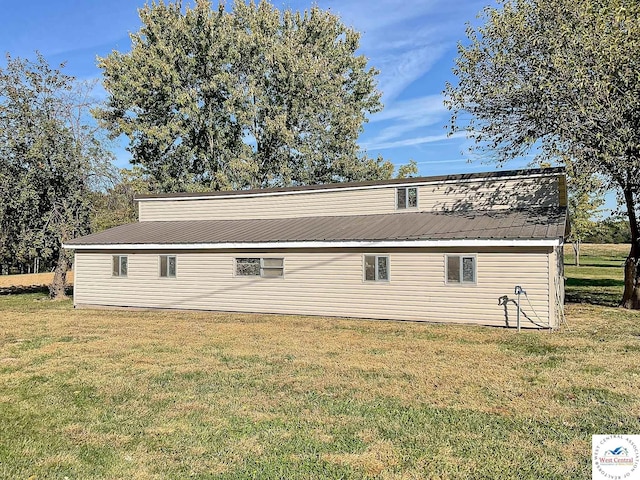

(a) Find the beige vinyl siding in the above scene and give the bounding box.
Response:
[139,188,395,221]
[73,247,554,328]
[419,176,559,212]
[138,176,560,221]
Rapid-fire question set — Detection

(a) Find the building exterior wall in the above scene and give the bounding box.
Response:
[74,246,555,328]
[138,176,560,222]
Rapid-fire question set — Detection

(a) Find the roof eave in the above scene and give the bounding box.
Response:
[64,238,562,250]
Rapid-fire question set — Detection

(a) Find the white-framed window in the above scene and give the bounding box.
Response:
[396,186,418,209]
[364,255,389,282]
[159,255,176,278]
[112,255,128,277]
[235,257,284,278]
[236,258,260,276]
[446,255,476,284]
[261,257,285,278]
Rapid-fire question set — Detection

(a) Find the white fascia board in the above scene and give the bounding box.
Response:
[64,238,561,250]
[136,172,560,202]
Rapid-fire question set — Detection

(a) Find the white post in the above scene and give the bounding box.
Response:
[515,286,525,332]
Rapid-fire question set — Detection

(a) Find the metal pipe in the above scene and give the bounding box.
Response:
[515,286,526,332]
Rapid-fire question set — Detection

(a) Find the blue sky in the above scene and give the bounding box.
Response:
[1,0,534,178]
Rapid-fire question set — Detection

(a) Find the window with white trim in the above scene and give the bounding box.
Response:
[446,255,476,284]
[159,255,176,278]
[235,257,284,278]
[112,255,128,277]
[261,257,284,278]
[364,255,389,282]
[396,187,418,209]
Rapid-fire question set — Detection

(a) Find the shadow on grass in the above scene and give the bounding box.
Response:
[0,285,73,296]
[565,278,624,288]
[565,289,620,308]
[565,268,622,307]
[575,261,625,268]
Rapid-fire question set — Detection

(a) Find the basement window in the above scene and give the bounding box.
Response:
[112,255,128,277]
[364,255,389,282]
[236,257,284,278]
[159,255,176,278]
[446,255,476,284]
[396,187,418,209]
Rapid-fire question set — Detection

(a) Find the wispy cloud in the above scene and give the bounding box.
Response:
[321,0,442,34]
[313,0,491,165]
[375,44,449,102]
[370,94,446,123]
[363,131,468,151]
[316,0,468,102]
[368,94,448,144]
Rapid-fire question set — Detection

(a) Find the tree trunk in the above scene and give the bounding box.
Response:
[621,186,640,309]
[49,249,71,300]
[572,240,581,266]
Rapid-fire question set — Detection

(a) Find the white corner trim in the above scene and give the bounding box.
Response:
[135,172,560,202]
[64,238,561,250]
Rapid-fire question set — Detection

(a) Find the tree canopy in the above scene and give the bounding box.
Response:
[445,0,640,308]
[0,54,113,297]
[96,0,391,193]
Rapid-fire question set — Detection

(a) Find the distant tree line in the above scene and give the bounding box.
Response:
[582,218,631,244]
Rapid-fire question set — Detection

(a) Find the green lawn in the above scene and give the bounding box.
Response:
[0,245,638,479]
[564,243,629,306]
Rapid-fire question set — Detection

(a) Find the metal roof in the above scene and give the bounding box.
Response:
[134,167,566,200]
[66,207,567,247]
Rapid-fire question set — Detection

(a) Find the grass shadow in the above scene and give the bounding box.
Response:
[565,278,624,288]
[0,285,73,296]
[564,288,621,307]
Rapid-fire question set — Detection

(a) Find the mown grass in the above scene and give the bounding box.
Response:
[1,288,639,478]
[564,243,629,306]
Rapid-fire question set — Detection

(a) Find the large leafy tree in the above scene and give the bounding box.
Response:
[0,54,113,298]
[96,0,390,192]
[445,0,640,308]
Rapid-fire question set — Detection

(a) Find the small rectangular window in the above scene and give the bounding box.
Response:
[112,255,128,277]
[396,187,418,209]
[364,255,389,282]
[364,255,376,281]
[462,257,475,283]
[261,257,284,278]
[446,255,476,284]
[236,258,260,276]
[447,256,460,282]
[160,255,176,278]
[235,257,284,277]
[377,256,389,281]
[397,188,407,209]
